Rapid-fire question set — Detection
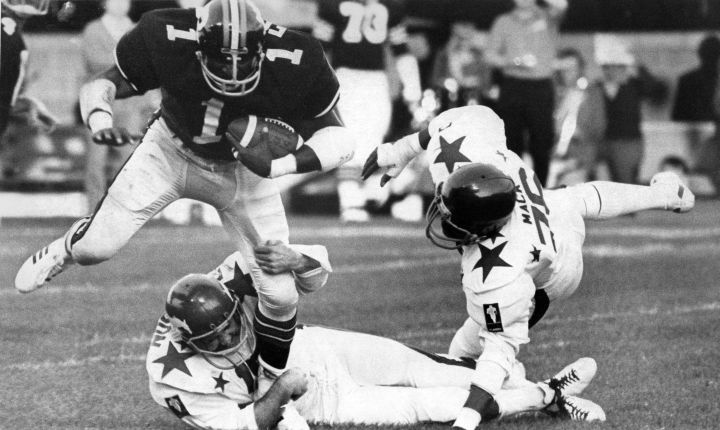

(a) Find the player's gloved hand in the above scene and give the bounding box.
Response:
[92,127,136,146]
[254,240,304,274]
[362,135,421,186]
[277,402,310,430]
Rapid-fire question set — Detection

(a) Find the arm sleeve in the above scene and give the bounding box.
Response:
[465,272,534,395]
[303,45,341,119]
[114,15,159,93]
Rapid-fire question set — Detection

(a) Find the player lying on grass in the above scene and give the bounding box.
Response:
[148,242,604,430]
[361,105,695,430]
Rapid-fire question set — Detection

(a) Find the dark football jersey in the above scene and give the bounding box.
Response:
[0,15,26,135]
[317,0,407,70]
[115,9,339,160]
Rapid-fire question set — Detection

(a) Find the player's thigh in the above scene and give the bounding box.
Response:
[74,125,185,261]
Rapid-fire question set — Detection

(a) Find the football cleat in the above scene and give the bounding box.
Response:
[548,357,597,398]
[558,395,606,422]
[14,217,87,293]
[15,236,72,293]
[650,171,695,213]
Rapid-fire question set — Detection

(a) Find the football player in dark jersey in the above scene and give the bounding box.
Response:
[313,0,421,222]
[15,0,355,386]
[0,0,50,138]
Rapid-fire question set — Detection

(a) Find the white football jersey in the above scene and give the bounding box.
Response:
[421,106,586,392]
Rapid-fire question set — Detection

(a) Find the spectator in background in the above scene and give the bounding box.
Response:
[430,21,492,111]
[672,34,720,122]
[593,37,667,185]
[546,47,605,187]
[80,0,158,210]
[1,0,51,141]
[485,0,568,186]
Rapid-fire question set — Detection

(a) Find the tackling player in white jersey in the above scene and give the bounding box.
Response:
[361,105,695,430]
[148,241,605,429]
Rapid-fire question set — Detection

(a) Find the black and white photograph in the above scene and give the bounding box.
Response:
[1,0,718,429]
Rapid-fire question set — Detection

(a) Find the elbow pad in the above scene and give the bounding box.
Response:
[302,126,355,172]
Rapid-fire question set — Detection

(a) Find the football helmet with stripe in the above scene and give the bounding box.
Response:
[196,0,265,96]
[166,274,255,369]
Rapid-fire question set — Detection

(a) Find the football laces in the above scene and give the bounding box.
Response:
[264,117,295,133]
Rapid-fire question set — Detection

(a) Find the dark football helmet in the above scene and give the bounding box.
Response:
[1,0,49,16]
[426,163,516,250]
[166,273,255,369]
[196,0,266,97]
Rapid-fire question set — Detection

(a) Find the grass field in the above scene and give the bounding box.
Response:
[1,201,719,430]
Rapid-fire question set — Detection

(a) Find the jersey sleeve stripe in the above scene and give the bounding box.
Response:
[113,46,140,93]
[314,86,340,118]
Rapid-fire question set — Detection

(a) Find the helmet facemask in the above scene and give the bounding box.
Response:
[182,300,256,370]
[196,0,266,97]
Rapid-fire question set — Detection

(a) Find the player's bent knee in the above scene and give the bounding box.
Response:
[256,273,299,317]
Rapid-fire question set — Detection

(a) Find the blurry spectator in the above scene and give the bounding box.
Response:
[594,37,668,185]
[546,47,605,187]
[430,21,492,111]
[1,0,50,141]
[485,0,568,186]
[80,0,158,210]
[672,34,720,122]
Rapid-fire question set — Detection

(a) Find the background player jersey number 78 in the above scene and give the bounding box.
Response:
[163,22,305,146]
[339,1,389,44]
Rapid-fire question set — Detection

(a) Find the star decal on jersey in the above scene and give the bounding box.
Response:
[434,135,470,173]
[213,372,229,392]
[530,246,541,262]
[153,341,196,378]
[224,262,257,302]
[473,242,512,282]
[485,230,504,244]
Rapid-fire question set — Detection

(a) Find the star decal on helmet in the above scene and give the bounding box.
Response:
[434,135,471,173]
[153,342,196,378]
[473,242,512,282]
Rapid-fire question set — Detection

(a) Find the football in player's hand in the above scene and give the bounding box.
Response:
[226,115,304,177]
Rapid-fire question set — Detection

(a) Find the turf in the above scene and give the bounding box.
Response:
[1,201,719,429]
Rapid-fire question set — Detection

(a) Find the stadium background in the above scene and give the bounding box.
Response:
[2,0,720,218]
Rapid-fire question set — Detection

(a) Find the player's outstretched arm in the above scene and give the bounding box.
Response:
[79,66,140,146]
